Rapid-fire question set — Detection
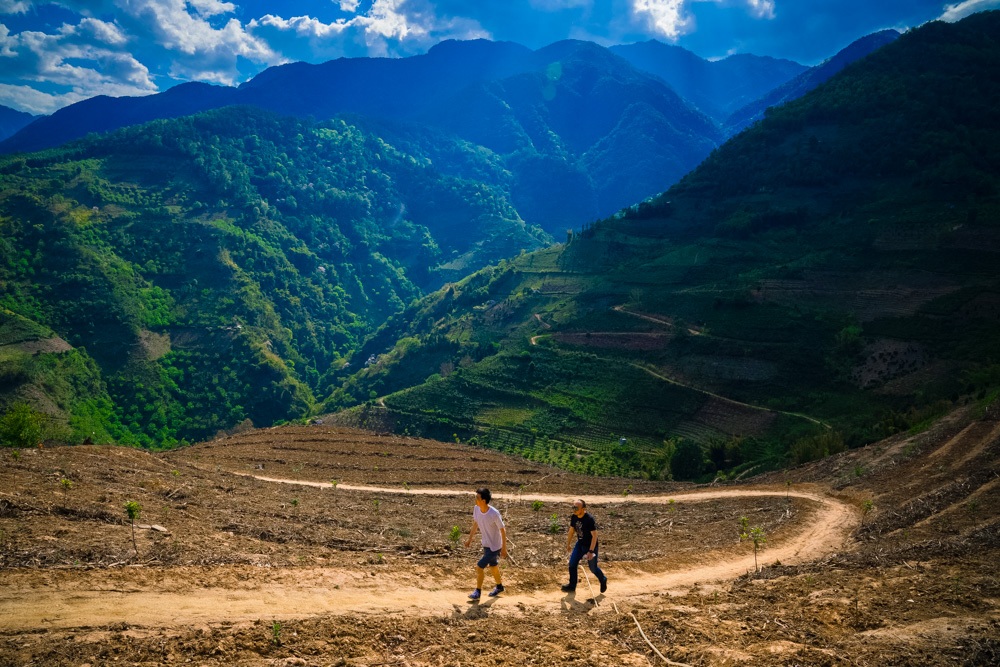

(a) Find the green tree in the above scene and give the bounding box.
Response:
[671,439,704,481]
[0,402,45,448]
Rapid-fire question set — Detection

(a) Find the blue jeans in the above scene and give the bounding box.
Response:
[568,541,606,589]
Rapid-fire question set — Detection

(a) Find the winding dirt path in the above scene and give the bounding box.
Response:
[0,478,856,632]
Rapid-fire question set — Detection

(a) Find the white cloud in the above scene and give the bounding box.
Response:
[0,82,89,115]
[251,0,488,60]
[187,0,236,17]
[339,0,360,12]
[939,0,1000,22]
[630,0,691,41]
[0,22,157,114]
[69,17,129,46]
[358,0,419,41]
[745,0,775,20]
[0,0,30,13]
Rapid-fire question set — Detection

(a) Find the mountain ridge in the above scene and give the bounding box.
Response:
[320,11,1000,479]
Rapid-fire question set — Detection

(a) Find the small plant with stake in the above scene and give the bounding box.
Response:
[124,501,141,558]
[741,526,766,573]
[60,478,73,491]
[531,500,544,512]
[448,525,462,550]
[549,513,561,534]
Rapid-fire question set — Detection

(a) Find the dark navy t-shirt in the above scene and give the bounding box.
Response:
[570,512,598,546]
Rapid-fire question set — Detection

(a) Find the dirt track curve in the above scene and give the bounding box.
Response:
[1,480,856,632]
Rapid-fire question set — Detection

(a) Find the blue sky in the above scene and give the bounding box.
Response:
[1,0,997,115]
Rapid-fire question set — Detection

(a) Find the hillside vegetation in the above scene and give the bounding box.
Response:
[324,12,1000,480]
[0,108,547,446]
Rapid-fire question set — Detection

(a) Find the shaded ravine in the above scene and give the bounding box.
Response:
[0,481,856,632]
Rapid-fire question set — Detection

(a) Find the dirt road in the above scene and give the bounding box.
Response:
[0,482,854,632]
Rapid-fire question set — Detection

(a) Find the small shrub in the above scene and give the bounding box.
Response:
[124,500,141,557]
[741,526,767,572]
[60,478,73,490]
[271,621,282,646]
[861,499,874,526]
[531,500,544,512]
[449,525,462,549]
[549,513,561,534]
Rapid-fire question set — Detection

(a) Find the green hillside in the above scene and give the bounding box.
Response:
[0,107,549,446]
[324,12,1000,479]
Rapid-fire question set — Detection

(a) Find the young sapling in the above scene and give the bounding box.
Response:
[742,526,766,572]
[124,500,141,557]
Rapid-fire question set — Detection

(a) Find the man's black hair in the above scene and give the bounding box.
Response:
[476,487,492,504]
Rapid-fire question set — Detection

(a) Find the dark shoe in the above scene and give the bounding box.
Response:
[561,584,576,592]
[600,578,608,593]
[468,589,481,600]
[488,584,504,597]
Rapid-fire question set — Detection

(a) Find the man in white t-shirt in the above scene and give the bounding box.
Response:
[464,487,507,599]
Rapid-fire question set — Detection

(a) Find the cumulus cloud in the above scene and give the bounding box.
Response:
[630,0,691,41]
[250,0,488,60]
[629,0,777,41]
[0,18,157,114]
[939,0,1000,21]
[339,0,360,12]
[0,0,284,112]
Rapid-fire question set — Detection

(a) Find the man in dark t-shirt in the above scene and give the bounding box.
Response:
[562,499,608,594]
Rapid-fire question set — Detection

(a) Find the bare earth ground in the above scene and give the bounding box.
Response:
[1,404,998,666]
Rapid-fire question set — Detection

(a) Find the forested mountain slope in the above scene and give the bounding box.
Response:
[0,40,727,234]
[0,108,547,446]
[725,29,901,136]
[324,12,1000,480]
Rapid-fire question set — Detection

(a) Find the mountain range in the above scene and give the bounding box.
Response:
[321,11,1000,479]
[0,34,887,234]
[2,11,993,479]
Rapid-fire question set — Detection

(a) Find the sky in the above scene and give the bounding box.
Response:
[0,0,997,115]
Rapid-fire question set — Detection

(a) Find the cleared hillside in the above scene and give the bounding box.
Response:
[0,400,997,664]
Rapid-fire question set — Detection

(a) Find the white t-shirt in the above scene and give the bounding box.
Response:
[473,505,505,552]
